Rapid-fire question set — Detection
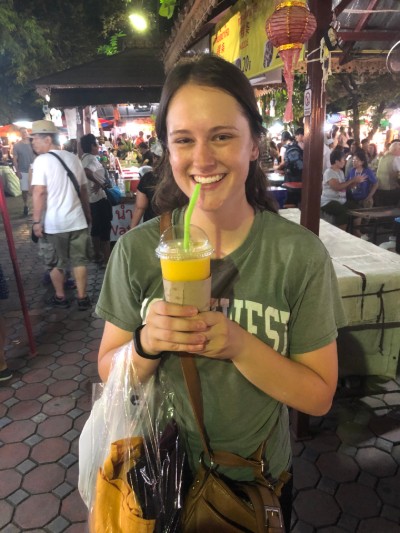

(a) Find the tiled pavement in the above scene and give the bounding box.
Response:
[1,194,400,532]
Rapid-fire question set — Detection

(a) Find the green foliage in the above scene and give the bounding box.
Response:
[98,32,127,56]
[159,0,178,19]
[261,74,307,129]
[0,0,133,123]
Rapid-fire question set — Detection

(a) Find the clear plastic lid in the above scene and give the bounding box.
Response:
[155,224,213,260]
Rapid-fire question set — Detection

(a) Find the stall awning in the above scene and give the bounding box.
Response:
[34,48,165,107]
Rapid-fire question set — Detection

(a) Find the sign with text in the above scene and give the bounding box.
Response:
[211,0,282,80]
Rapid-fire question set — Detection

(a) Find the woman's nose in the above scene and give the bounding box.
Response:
[192,141,216,168]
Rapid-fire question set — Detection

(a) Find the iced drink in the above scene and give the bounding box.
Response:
[156,224,213,310]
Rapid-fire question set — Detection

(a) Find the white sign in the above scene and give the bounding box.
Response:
[304,88,312,117]
[111,203,134,242]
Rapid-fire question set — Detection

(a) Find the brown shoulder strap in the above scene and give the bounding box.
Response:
[159,211,277,476]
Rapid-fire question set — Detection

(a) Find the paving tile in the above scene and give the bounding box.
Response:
[358,471,377,488]
[358,517,400,533]
[0,469,22,499]
[336,482,382,518]
[355,446,397,477]
[31,412,47,423]
[28,355,56,369]
[316,451,358,483]
[294,488,340,528]
[64,330,87,341]
[337,421,376,447]
[377,471,400,509]
[52,365,81,380]
[61,488,88,523]
[306,432,341,454]
[22,463,65,494]
[1,524,21,533]
[47,516,70,532]
[38,392,53,403]
[6,488,29,505]
[291,520,314,533]
[53,481,75,499]
[0,500,13,529]
[0,419,36,443]
[59,453,78,468]
[292,457,320,489]
[22,367,52,383]
[0,442,30,469]
[14,382,47,401]
[42,396,75,416]
[64,524,89,533]
[61,341,86,353]
[30,437,70,463]
[37,415,73,438]
[369,414,400,444]
[317,476,338,495]
[381,504,400,524]
[23,434,43,446]
[14,493,59,529]
[0,416,12,429]
[58,353,82,365]
[336,512,360,531]
[15,459,36,474]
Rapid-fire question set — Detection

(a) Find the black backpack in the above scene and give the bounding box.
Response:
[284,142,303,182]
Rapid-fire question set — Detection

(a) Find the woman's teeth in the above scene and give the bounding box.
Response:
[193,174,224,184]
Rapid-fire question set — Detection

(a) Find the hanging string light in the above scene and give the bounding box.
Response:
[265,0,316,122]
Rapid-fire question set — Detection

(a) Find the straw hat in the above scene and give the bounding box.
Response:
[30,120,59,135]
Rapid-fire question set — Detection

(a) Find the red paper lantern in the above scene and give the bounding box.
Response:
[266,1,317,122]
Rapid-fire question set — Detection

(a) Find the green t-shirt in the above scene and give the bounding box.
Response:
[96,208,346,481]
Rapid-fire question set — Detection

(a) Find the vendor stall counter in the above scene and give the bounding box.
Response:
[281,209,400,379]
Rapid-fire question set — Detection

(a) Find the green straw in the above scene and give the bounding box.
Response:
[184,183,201,251]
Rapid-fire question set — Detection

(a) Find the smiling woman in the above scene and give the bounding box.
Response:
[95,54,346,531]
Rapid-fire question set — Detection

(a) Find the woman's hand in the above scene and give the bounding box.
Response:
[143,302,248,361]
[354,173,366,184]
[141,300,209,356]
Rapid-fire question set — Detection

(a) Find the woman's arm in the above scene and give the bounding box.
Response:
[328,173,365,192]
[98,321,161,383]
[130,190,148,228]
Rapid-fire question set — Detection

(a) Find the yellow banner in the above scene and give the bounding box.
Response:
[211,0,282,79]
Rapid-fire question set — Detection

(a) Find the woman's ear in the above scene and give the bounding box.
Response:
[250,142,259,162]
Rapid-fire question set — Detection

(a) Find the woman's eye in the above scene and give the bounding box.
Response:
[215,134,232,141]
[173,138,192,144]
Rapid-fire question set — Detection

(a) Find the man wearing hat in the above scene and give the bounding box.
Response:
[30,120,92,310]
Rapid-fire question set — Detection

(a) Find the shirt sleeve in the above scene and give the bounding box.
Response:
[287,243,347,355]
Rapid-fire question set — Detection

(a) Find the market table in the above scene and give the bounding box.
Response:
[281,209,400,439]
[281,209,400,379]
[347,205,400,244]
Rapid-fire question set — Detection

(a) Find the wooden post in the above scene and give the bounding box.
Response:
[292,0,333,441]
[300,0,333,235]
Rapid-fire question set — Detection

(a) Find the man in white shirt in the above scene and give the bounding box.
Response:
[31,120,92,310]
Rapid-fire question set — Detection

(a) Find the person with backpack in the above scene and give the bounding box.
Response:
[283,128,304,206]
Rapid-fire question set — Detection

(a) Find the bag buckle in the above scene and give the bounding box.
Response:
[264,505,283,529]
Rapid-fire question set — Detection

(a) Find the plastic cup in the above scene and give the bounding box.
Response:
[124,179,131,193]
[155,224,213,310]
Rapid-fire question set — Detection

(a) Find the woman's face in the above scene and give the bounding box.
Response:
[166,84,259,214]
[352,155,363,169]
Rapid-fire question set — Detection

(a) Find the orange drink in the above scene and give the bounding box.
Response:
[160,255,210,282]
[156,224,213,310]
